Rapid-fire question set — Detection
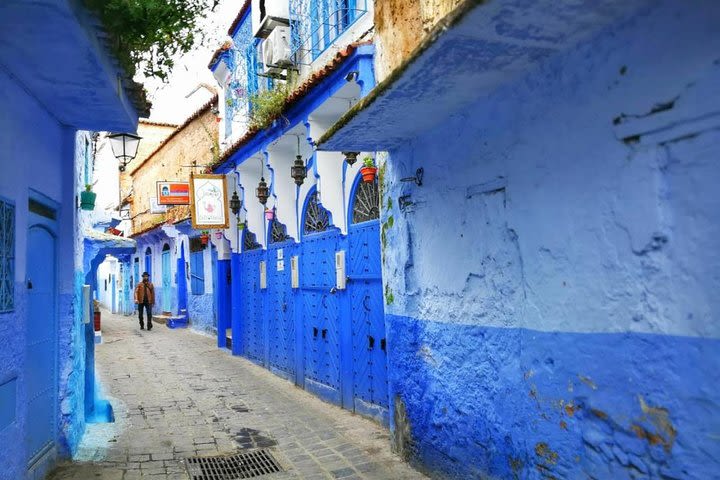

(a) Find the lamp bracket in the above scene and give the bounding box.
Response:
[400,168,423,186]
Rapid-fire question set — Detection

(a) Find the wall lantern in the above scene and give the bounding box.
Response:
[107,132,142,172]
[342,151,359,166]
[229,190,242,216]
[291,155,307,186]
[256,177,269,205]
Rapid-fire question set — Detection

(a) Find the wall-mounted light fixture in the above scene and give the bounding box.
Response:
[400,167,424,186]
[290,136,307,186]
[342,151,359,166]
[107,132,142,171]
[229,190,242,216]
[256,158,270,205]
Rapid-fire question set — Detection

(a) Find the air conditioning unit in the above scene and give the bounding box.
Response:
[252,0,290,39]
[262,26,292,75]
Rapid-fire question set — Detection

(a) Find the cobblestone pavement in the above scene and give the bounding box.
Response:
[47,310,425,480]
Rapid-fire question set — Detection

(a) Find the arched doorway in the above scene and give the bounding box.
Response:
[347,175,388,421]
[144,247,152,280]
[161,243,171,313]
[299,189,343,405]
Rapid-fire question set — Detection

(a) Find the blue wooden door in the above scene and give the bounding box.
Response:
[161,249,171,312]
[25,223,57,464]
[348,220,389,419]
[240,249,265,364]
[300,231,342,404]
[266,242,296,379]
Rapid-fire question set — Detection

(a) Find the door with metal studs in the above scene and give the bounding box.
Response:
[348,178,389,421]
[266,219,296,379]
[240,229,265,365]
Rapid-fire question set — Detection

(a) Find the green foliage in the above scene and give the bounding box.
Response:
[362,156,375,168]
[248,83,292,131]
[83,0,216,81]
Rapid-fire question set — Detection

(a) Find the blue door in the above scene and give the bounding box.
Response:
[25,217,57,465]
[161,245,171,312]
[347,177,388,422]
[300,230,342,405]
[266,225,296,380]
[240,247,265,365]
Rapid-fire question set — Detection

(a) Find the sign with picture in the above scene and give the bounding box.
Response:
[149,197,168,214]
[189,174,229,229]
[156,181,190,205]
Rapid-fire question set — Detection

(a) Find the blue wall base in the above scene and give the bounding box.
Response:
[387,315,719,480]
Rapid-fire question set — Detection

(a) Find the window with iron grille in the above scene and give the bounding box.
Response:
[0,198,15,313]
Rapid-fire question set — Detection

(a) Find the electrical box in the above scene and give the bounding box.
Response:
[335,250,346,290]
[251,0,290,39]
[291,256,299,289]
[260,261,267,289]
[82,285,91,324]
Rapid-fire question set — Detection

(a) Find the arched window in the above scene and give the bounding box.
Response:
[351,178,379,224]
[243,229,262,251]
[144,247,152,278]
[270,219,292,244]
[162,243,170,252]
[303,190,331,235]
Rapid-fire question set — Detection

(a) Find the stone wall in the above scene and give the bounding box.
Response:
[374,0,464,81]
[379,2,720,478]
[129,108,218,234]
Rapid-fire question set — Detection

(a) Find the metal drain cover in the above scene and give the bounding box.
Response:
[186,449,282,479]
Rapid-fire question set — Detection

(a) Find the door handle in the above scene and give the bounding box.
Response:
[313,327,318,338]
[329,287,337,294]
[368,335,375,350]
[321,328,328,340]
[363,296,371,311]
[27,279,33,289]
[381,338,387,352]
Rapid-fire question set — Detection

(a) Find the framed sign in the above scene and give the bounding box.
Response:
[157,181,190,205]
[189,174,229,229]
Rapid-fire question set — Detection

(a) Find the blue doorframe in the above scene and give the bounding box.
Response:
[25,197,58,467]
[216,258,231,348]
[161,244,171,313]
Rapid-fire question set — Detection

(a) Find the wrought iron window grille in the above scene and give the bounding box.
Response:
[352,178,379,224]
[0,199,15,313]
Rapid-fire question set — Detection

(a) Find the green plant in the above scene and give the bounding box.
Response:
[85,184,93,192]
[83,0,217,81]
[362,156,375,168]
[248,83,292,131]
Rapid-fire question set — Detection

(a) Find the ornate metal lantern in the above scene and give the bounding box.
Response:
[342,151,359,166]
[229,190,242,216]
[256,177,269,205]
[107,132,141,171]
[290,155,307,186]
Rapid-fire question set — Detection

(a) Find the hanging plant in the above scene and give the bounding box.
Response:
[199,230,210,246]
[80,184,97,211]
[360,156,378,183]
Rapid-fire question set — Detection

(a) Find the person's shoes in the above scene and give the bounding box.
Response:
[147,326,152,331]
[140,325,145,330]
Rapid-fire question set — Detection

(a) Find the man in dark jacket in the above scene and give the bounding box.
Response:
[134,272,155,330]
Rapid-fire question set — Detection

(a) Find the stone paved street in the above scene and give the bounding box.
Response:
[47,310,424,480]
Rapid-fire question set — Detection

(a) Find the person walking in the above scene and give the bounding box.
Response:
[134,272,155,330]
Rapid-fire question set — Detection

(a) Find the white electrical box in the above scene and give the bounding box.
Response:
[291,256,299,289]
[335,250,346,290]
[82,285,91,324]
[260,261,267,289]
[277,260,284,271]
[252,0,290,38]
[277,248,283,260]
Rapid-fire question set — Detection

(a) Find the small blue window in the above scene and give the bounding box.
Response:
[0,198,15,313]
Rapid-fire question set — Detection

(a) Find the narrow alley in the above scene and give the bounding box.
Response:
[47,311,423,480]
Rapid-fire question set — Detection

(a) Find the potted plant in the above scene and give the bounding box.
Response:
[199,230,210,246]
[80,184,97,210]
[360,156,378,183]
[265,208,275,221]
[237,221,246,231]
[93,299,101,331]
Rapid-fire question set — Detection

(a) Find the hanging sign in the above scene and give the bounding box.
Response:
[189,174,229,229]
[157,181,190,205]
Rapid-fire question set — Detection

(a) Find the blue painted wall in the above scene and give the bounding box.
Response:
[380,3,720,478]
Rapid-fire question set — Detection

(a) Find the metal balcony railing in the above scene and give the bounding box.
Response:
[290,0,368,65]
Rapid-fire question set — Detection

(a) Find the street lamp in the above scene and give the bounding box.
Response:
[290,154,307,186]
[107,132,142,171]
[230,190,242,216]
[256,177,269,205]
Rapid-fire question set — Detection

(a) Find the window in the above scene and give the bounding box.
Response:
[189,238,205,295]
[303,190,331,235]
[0,199,15,312]
[351,178,379,224]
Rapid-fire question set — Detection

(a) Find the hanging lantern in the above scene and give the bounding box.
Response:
[229,190,242,216]
[290,155,307,186]
[342,151,359,166]
[256,177,269,205]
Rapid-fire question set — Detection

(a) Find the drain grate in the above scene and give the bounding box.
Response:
[186,449,282,479]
